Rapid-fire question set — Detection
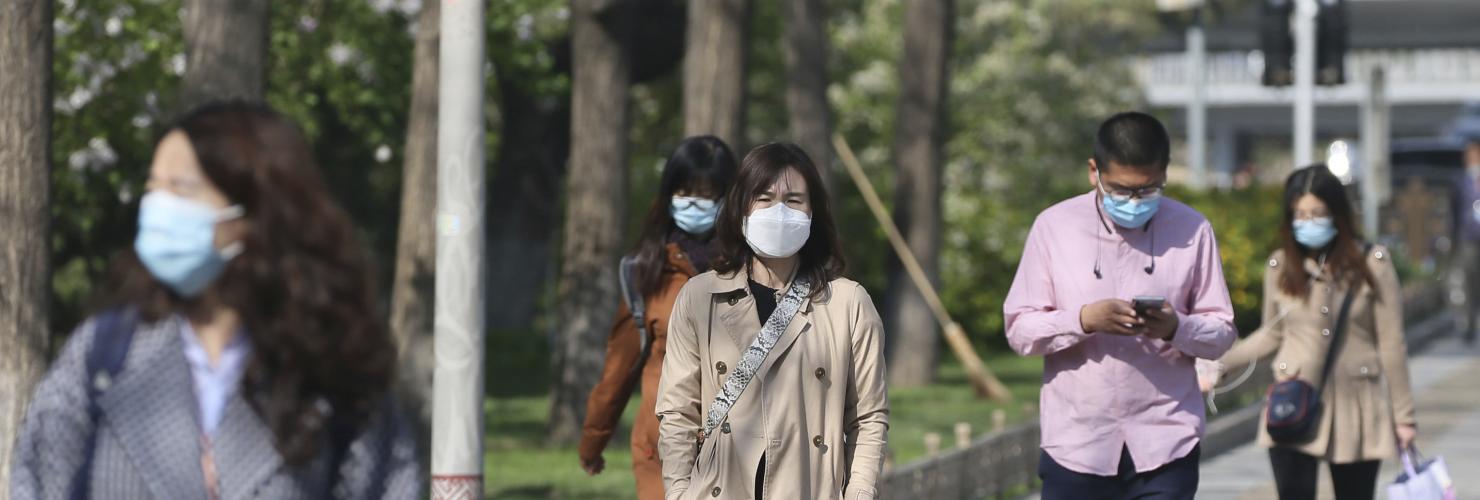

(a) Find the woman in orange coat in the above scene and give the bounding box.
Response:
[579,136,738,499]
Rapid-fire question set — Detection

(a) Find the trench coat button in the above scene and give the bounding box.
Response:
[721,422,731,434]
[1278,362,1288,371]
[815,367,826,379]
[1269,259,1279,268]
[727,296,739,306]
[1361,366,1370,374]
[1322,329,1331,337]
[712,487,722,497]
[813,435,824,447]
[1321,306,1330,315]
[716,362,727,375]
[1375,250,1385,261]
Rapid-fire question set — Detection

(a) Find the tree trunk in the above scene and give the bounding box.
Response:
[886,0,953,388]
[0,0,52,494]
[547,0,631,444]
[782,0,832,187]
[389,0,438,471]
[486,72,570,333]
[683,0,750,151]
[486,1,683,334]
[180,0,270,108]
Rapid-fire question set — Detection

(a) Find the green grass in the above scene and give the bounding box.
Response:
[481,350,1044,499]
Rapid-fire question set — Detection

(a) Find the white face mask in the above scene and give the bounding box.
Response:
[743,203,812,258]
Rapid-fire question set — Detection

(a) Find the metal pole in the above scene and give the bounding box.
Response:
[1293,0,1317,167]
[1361,66,1389,238]
[1187,7,1208,189]
[432,0,487,497]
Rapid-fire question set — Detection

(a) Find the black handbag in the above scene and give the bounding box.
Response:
[1264,273,1361,444]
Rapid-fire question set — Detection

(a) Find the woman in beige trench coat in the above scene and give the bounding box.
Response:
[656,142,889,500]
[1215,165,1417,500]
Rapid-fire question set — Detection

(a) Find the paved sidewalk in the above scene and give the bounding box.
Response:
[1198,334,1480,499]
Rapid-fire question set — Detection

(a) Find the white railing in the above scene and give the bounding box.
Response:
[1133,48,1480,106]
[1133,48,1480,87]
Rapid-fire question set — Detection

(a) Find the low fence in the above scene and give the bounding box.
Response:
[877,282,1450,500]
[877,421,1040,500]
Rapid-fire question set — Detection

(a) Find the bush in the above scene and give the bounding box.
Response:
[1171,186,1285,335]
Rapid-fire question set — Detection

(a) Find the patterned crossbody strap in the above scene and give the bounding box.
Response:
[701,277,813,442]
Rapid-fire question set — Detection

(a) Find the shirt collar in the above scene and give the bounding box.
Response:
[179,317,252,371]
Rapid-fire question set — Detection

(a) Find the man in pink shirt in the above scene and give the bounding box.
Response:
[1004,112,1236,499]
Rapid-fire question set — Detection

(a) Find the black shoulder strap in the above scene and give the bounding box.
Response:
[618,256,653,380]
[326,407,359,498]
[1314,243,1372,395]
[72,308,138,500]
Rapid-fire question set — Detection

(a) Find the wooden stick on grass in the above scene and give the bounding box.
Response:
[832,133,1012,402]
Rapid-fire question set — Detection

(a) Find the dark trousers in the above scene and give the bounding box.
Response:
[1268,447,1381,500]
[1039,445,1200,500]
[1462,241,1480,342]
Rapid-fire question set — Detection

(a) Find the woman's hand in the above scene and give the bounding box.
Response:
[1195,359,1222,393]
[581,456,606,476]
[1396,424,1418,451]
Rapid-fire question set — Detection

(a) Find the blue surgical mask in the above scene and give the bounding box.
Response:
[1293,217,1337,249]
[134,191,245,297]
[1097,175,1161,229]
[671,196,719,235]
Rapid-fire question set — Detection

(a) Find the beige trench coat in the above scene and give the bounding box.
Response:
[1220,245,1416,463]
[655,270,889,500]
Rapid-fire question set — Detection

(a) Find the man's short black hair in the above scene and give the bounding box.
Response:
[1093,111,1171,171]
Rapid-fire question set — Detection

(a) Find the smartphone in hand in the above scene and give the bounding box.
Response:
[1132,296,1166,318]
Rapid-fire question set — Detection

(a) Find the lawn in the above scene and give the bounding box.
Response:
[482,348,1044,499]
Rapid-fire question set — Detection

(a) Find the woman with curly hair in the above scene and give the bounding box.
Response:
[10,101,420,499]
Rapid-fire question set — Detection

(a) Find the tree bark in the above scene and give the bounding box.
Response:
[486,0,683,333]
[886,0,953,387]
[782,0,832,187]
[0,0,52,494]
[486,70,570,333]
[389,0,438,471]
[683,0,750,152]
[180,0,270,109]
[547,0,632,444]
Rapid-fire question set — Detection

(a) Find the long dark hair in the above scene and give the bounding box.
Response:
[713,142,844,299]
[630,136,738,297]
[108,101,394,466]
[1278,164,1377,298]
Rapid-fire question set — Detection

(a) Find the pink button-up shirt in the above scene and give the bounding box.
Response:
[1005,191,1236,476]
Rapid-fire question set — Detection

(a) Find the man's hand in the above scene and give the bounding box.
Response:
[1080,299,1145,336]
[1142,303,1180,341]
[581,456,606,476]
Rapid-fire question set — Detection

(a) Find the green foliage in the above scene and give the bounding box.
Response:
[51,0,186,333]
[48,0,582,329]
[940,0,1158,349]
[819,0,1158,351]
[1170,186,1286,334]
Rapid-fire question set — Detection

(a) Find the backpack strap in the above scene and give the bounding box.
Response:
[618,255,652,381]
[326,405,357,498]
[71,308,139,500]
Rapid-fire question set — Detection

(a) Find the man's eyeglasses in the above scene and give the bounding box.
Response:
[1096,176,1164,202]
